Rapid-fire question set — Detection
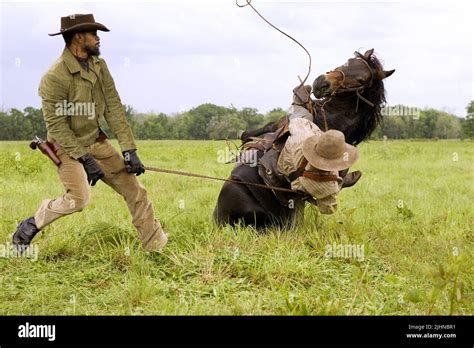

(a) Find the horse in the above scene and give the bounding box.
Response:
[213,49,395,228]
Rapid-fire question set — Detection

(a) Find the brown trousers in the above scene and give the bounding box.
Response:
[34,139,166,251]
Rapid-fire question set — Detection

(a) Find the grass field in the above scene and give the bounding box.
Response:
[0,139,472,315]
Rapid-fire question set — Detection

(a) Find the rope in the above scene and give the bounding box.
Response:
[320,98,331,131]
[113,166,304,195]
[236,0,312,87]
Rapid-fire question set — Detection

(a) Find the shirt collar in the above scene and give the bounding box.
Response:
[62,47,101,74]
[62,47,82,74]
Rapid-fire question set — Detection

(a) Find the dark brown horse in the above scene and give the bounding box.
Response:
[213,49,395,228]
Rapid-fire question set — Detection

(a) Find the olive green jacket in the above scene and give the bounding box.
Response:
[39,47,136,159]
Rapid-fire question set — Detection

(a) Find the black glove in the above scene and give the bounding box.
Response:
[123,149,145,176]
[79,153,104,186]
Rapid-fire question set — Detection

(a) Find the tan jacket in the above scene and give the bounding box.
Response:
[38,47,136,159]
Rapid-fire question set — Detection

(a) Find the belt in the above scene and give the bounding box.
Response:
[302,171,338,182]
[288,158,338,182]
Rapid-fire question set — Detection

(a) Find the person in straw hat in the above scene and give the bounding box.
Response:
[277,116,361,214]
[12,14,168,253]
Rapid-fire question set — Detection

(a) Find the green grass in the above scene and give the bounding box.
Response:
[0,139,472,315]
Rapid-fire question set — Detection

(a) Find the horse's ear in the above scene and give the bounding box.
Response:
[364,48,374,59]
[382,69,395,79]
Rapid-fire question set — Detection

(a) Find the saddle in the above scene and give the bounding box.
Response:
[239,117,293,204]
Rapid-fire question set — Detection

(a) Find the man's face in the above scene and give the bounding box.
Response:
[78,31,100,56]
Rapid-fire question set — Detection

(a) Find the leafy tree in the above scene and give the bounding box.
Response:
[378,107,462,139]
[141,113,169,140]
[418,109,438,138]
[184,103,233,140]
[0,104,466,141]
[461,101,474,139]
[207,113,245,140]
[24,107,47,138]
[237,107,264,130]
[262,107,287,125]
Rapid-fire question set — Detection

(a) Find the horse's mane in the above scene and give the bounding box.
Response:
[313,51,387,145]
[351,50,387,145]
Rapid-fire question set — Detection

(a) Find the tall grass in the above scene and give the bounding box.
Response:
[0,139,472,315]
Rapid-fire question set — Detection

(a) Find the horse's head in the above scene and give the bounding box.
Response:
[312,49,395,99]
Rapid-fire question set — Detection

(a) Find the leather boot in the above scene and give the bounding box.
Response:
[341,170,362,188]
[12,216,41,249]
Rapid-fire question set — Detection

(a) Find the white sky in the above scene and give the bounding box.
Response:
[0,0,473,116]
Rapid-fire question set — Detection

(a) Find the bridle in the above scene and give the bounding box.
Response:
[318,56,376,131]
[328,56,376,109]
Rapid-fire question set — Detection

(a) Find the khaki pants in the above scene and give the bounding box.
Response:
[34,139,165,251]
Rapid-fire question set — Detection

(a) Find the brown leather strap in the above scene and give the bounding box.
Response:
[288,158,308,181]
[289,158,338,182]
[298,158,308,170]
[302,171,338,182]
[241,142,265,152]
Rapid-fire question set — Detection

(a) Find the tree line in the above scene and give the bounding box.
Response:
[0,102,473,141]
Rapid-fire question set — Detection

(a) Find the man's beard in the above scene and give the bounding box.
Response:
[85,45,100,56]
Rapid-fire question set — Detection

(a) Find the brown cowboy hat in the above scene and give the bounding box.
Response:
[302,129,359,171]
[49,14,110,36]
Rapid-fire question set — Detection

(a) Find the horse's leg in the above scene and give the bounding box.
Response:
[240,121,275,142]
[213,181,243,226]
[213,181,267,227]
[241,116,287,142]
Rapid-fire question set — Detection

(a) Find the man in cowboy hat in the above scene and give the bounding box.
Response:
[277,117,360,214]
[12,14,168,252]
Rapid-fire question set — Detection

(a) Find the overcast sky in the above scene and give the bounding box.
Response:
[0,0,473,116]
